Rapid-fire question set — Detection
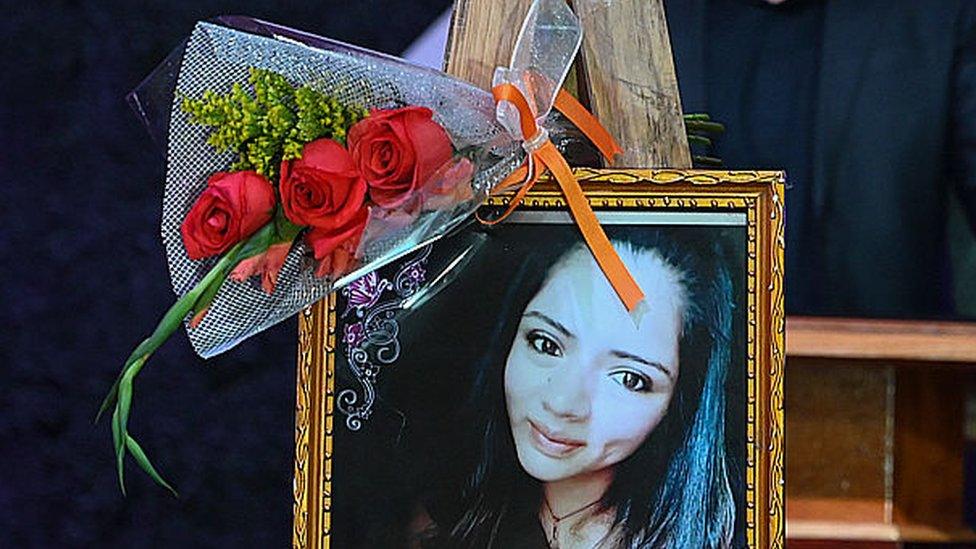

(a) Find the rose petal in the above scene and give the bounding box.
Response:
[181,171,275,260]
[383,118,418,187]
[403,108,453,186]
[351,108,443,210]
[281,139,367,229]
[300,138,358,173]
[314,242,359,279]
[305,206,369,261]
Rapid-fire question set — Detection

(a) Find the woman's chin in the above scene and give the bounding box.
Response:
[515,442,583,482]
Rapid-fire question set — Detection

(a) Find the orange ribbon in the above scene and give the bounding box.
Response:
[484,83,644,312]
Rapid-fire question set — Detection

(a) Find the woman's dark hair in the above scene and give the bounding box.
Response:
[423,226,738,548]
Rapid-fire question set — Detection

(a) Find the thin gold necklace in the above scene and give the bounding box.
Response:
[542,496,602,549]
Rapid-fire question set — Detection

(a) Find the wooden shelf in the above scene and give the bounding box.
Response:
[787,316,976,363]
[788,519,976,544]
[787,499,976,542]
[785,317,976,545]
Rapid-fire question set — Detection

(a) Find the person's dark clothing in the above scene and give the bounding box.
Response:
[667,0,976,317]
[705,0,826,311]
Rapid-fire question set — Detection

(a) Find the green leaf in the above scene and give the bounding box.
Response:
[95,375,121,425]
[99,234,266,495]
[272,208,304,244]
[190,273,225,322]
[112,405,126,496]
[110,352,149,496]
[235,223,276,262]
[191,221,297,322]
[684,120,725,134]
[126,434,178,497]
[96,336,155,424]
[693,155,724,167]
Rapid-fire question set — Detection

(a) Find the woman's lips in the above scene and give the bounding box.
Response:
[528,419,585,458]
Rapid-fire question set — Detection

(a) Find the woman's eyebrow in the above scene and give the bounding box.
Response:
[523,311,575,339]
[610,350,673,380]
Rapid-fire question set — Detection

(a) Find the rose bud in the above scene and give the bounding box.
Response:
[180,170,276,260]
[347,106,453,209]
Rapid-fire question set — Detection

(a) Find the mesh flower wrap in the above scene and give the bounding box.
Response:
[128,17,530,357]
[130,0,587,358]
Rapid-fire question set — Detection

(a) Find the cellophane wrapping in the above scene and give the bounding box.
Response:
[128,16,536,357]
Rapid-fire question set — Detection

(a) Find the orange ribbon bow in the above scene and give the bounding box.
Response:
[485,83,645,312]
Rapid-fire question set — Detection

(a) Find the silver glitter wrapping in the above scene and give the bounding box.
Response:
[129,17,528,358]
[131,9,606,358]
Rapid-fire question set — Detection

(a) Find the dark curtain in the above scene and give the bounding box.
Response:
[0,2,450,546]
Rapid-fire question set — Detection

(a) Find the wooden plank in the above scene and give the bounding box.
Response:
[787,519,976,544]
[443,0,532,87]
[786,541,896,549]
[787,497,889,525]
[787,316,976,363]
[445,0,692,169]
[786,366,976,544]
[570,0,691,168]
[893,368,967,531]
[787,519,900,543]
[786,362,891,504]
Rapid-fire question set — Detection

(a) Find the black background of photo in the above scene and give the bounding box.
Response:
[1,2,449,547]
[328,220,748,548]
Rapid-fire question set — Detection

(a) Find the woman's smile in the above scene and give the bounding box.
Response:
[528,418,586,458]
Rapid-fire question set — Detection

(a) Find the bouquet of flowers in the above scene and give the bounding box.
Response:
[99,0,644,495]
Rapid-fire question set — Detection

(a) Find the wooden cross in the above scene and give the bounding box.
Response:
[444,0,691,168]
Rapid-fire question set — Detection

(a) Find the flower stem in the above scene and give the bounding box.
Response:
[96,221,281,496]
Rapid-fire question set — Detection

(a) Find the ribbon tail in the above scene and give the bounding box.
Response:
[537,141,644,311]
[554,89,622,162]
[491,78,642,311]
[477,161,542,226]
[492,163,531,194]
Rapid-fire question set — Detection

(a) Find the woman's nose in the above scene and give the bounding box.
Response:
[542,368,592,421]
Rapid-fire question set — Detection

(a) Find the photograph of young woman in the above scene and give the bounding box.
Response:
[329,221,746,549]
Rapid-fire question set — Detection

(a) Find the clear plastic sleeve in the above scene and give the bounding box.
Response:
[127,0,586,358]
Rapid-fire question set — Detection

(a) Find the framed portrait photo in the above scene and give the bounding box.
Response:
[293,169,785,549]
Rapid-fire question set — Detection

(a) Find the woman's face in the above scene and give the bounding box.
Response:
[504,246,684,483]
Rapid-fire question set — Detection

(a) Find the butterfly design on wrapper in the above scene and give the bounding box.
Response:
[336,246,430,430]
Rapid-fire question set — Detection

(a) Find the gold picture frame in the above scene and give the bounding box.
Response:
[292,168,785,548]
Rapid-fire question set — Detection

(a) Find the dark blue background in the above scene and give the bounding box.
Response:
[1,2,448,546]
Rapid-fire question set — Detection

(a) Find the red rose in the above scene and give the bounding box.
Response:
[180,170,276,260]
[280,138,367,227]
[347,106,453,209]
[280,138,369,262]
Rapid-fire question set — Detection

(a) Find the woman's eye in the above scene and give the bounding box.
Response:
[526,330,562,357]
[610,370,652,393]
